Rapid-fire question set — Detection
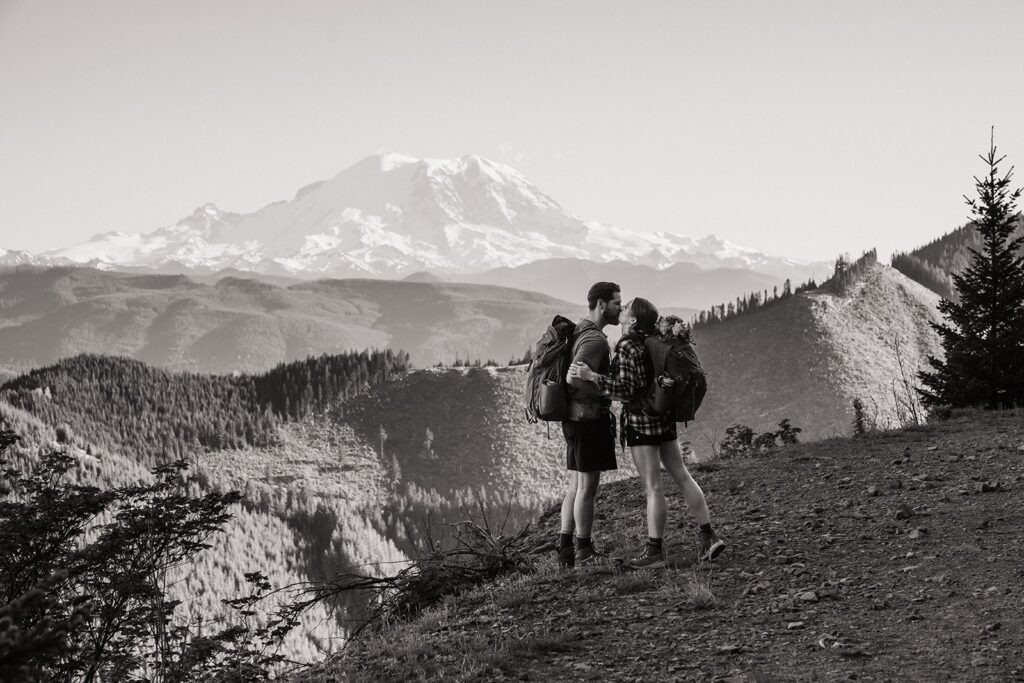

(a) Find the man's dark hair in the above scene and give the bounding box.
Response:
[587,281,620,310]
[628,297,659,334]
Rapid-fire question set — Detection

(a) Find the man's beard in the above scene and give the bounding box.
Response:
[603,308,620,325]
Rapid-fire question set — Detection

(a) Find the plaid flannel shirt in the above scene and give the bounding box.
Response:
[596,336,673,436]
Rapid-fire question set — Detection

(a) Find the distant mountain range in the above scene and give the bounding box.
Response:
[0,267,581,372]
[462,258,784,310]
[4,153,829,286]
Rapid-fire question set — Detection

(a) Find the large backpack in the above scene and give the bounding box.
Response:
[626,334,708,423]
[523,315,577,423]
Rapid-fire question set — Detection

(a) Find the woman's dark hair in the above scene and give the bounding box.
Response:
[628,297,659,335]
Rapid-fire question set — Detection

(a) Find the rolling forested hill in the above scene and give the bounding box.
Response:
[0,266,577,372]
[0,351,411,662]
[891,214,1024,301]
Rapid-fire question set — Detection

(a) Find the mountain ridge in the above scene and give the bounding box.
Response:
[0,266,579,371]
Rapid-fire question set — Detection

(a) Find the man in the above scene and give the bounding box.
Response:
[557,281,622,567]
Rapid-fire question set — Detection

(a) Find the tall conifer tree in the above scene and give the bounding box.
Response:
[918,133,1024,408]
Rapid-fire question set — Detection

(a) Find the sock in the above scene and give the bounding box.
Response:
[558,532,574,550]
[648,537,663,550]
[699,523,714,536]
[576,536,592,550]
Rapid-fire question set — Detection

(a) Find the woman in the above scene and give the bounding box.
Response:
[568,297,725,568]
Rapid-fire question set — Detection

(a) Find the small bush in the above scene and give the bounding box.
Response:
[685,578,718,610]
[775,419,802,445]
[752,432,777,452]
[720,419,801,456]
[720,424,755,456]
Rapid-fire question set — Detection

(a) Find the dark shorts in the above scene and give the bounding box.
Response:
[562,413,617,472]
[625,423,678,448]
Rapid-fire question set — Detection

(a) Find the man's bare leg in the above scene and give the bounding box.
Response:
[556,469,580,566]
[560,469,578,535]
[573,471,601,542]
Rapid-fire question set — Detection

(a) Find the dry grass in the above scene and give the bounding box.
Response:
[684,576,719,610]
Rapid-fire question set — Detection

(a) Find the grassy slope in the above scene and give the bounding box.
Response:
[317,409,1024,682]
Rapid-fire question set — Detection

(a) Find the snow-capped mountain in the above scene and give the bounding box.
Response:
[29,153,826,280]
[0,249,41,267]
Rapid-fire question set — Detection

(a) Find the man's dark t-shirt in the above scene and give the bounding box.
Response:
[562,318,616,472]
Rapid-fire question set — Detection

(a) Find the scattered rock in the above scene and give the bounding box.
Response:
[908,527,927,540]
[798,591,819,603]
[787,621,805,630]
[866,485,879,497]
[986,622,1002,632]
[895,504,915,520]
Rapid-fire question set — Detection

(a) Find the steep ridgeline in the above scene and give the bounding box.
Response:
[0,266,571,371]
[891,214,1024,301]
[693,263,942,440]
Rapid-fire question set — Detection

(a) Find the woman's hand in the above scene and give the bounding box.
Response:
[568,361,597,383]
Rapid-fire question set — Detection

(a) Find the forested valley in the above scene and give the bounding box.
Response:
[0,351,569,665]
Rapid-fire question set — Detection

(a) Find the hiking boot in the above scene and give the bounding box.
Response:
[556,544,575,568]
[574,545,604,567]
[628,544,667,569]
[698,531,726,562]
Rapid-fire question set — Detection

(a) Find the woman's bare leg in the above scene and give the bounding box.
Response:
[630,444,666,539]
[659,438,711,526]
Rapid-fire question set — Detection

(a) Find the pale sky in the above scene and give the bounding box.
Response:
[2,0,1023,261]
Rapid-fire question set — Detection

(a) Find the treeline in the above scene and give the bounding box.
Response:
[891,214,1024,301]
[255,350,409,420]
[0,350,409,466]
[819,248,878,295]
[692,277,817,328]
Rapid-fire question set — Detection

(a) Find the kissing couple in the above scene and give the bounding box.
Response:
[557,281,725,568]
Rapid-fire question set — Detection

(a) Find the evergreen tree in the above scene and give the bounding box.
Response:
[919,135,1024,409]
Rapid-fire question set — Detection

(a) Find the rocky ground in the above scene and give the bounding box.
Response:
[304,409,1024,681]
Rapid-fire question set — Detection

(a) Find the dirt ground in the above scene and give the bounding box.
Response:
[316,409,1024,682]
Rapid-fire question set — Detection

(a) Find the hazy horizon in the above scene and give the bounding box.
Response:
[3,0,1024,262]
